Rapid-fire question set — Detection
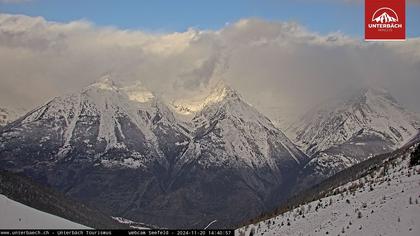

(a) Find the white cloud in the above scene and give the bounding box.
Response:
[0,14,419,116]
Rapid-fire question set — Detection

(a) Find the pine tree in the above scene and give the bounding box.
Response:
[249,227,255,236]
[409,145,420,167]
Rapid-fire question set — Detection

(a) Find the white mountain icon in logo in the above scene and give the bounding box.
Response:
[372,7,399,23]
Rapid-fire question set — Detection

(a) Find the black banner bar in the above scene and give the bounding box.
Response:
[0,230,234,236]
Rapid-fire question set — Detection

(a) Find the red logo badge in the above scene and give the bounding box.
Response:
[365,0,405,41]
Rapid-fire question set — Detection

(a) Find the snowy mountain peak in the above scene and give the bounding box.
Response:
[351,87,399,107]
[122,81,155,103]
[0,76,310,228]
[289,87,420,157]
[84,76,156,104]
[190,80,309,169]
[285,87,420,188]
[87,74,120,91]
[361,87,390,97]
[203,80,241,106]
[211,79,238,98]
[15,74,187,161]
[171,80,239,115]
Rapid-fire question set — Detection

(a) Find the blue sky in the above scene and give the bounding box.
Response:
[1,0,419,37]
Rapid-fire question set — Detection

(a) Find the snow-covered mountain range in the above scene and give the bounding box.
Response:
[287,88,420,186]
[237,137,420,236]
[0,76,308,228]
[289,88,419,156]
[1,75,419,230]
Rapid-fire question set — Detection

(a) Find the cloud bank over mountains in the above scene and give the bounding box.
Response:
[0,13,419,114]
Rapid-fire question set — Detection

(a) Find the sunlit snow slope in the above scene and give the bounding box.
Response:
[237,144,420,236]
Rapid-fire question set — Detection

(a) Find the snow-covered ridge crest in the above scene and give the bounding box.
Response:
[122,82,155,103]
[87,74,120,91]
[85,74,155,103]
[171,80,239,115]
[185,79,308,169]
[285,87,420,188]
[20,74,174,162]
[288,87,420,156]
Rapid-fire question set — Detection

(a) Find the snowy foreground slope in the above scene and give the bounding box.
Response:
[237,144,420,236]
[0,170,127,229]
[0,194,89,229]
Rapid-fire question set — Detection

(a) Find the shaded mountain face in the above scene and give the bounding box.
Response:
[171,84,309,227]
[288,88,419,187]
[0,170,126,229]
[0,77,308,228]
